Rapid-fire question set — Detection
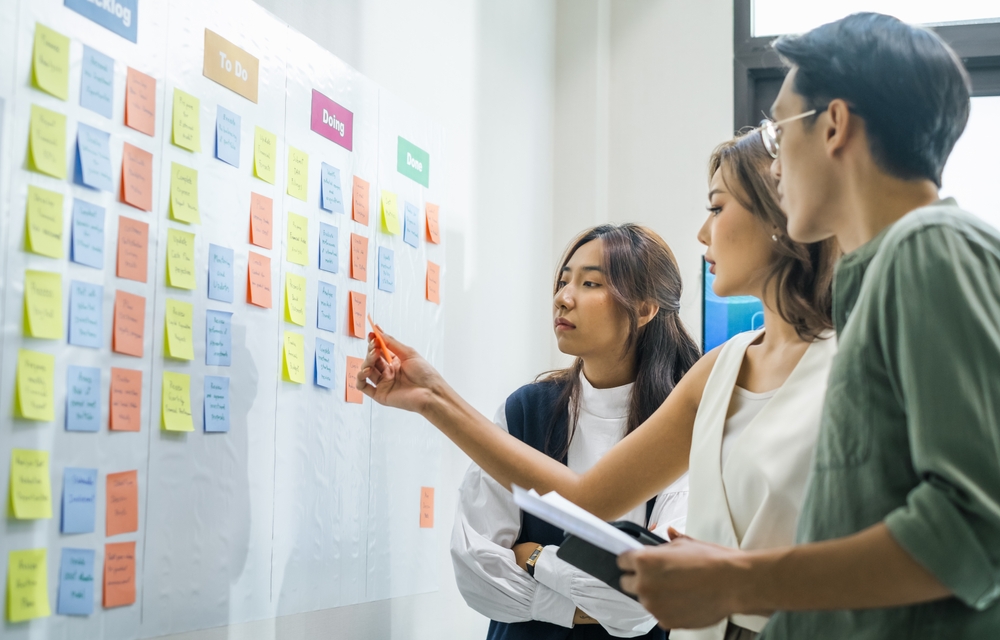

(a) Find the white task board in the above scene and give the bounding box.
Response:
[0,0,446,637]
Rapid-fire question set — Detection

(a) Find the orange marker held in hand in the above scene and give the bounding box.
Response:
[367,314,395,362]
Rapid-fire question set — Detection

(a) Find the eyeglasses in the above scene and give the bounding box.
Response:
[759,109,817,159]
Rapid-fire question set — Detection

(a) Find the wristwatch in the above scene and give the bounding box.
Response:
[525,545,544,577]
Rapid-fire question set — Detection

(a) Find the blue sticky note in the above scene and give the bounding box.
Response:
[318,281,337,333]
[320,163,345,213]
[64,0,138,43]
[75,123,114,192]
[208,244,234,303]
[403,201,420,248]
[71,199,105,269]
[80,46,114,119]
[378,247,395,293]
[57,547,96,616]
[319,222,339,273]
[204,376,230,432]
[205,309,233,366]
[69,281,104,348]
[66,366,101,432]
[61,468,98,534]
[215,105,241,168]
[315,337,335,389]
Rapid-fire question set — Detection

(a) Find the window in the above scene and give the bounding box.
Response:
[941,96,1000,231]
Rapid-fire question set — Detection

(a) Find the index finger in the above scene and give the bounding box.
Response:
[617,550,638,572]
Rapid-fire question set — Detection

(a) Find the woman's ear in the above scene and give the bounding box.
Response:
[637,302,660,329]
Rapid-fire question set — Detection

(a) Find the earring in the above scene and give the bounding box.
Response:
[771,234,778,242]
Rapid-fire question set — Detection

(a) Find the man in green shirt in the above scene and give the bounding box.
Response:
[618,12,1000,638]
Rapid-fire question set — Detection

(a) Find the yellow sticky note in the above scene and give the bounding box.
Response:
[9,449,52,520]
[7,548,51,622]
[169,163,200,224]
[381,191,401,235]
[32,23,69,101]
[164,298,194,360]
[23,270,62,340]
[161,371,194,431]
[166,228,196,290]
[254,126,276,184]
[287,146,309,201]
[286,212,309,266]
[171,88,201,152]
[15,350,55,422]
[25,185,64,258]
[28,104,66,179]
[282,331,305,384]
[284,273,307,326]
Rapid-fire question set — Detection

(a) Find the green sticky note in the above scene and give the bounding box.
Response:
[7,548,51,622]
[9,449,52,520]
[282,331,305,384]
[254,126,276,184]
[169,163,200,224]
[381,191,401,235]
[286,212,309,266]
[29,104,67,179]
[172,88,201,152]
[15,350,55,422]
[161,371,194,431]
[23,270,63,340]
[287,146,309,201]
[32,23,70,100]
[25,185,64,258]
[164,298,194,361]
[166,228,196,290]
[397,136,430,187]
[284,273,307,327]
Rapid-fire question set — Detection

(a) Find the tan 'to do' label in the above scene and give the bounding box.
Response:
[203,29,259,103]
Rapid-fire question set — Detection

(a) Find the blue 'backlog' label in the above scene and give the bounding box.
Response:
[65,0,138,43]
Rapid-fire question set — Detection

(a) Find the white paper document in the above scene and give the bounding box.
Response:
[512,485,643,555]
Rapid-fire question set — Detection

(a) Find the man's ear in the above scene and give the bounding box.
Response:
[637,302,660,329]
[825,98,855,158]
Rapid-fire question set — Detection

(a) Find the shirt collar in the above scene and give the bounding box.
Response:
[578,370,633,420]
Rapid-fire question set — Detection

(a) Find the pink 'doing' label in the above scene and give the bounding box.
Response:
[311,89,354,151]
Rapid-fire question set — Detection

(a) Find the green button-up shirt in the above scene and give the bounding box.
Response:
[762,199,1000,638]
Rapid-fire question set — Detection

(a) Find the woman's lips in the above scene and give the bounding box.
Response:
[554,318,575,330]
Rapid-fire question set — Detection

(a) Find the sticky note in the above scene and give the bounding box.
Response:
[61,468,98,533]
[348,291,366,339]
[286,213,309,266]
[403,201,420,248]
[247,252,272,308]
[350,233,368,282]
[249,192,273,249]
[75,123,113,192]
[10,449,52,519]
[112,291,145,357]
[23,270,63,340]
[110,367,142,432]
[205,310,232,366]
[57,548,95,616]
[287,146,308,201]
[352,175,370,224]
[254,126,276,184]
[169,163,200,224]
[427,261,441,304]
[116,216,149,282]
[381,191,401,235]
[162,371,193,431]
[282,331,305,384]
[25,184,64,258]
[315,337,334,389]
[203,376,230,432]
[81,45,114,119]
[7,548,50,622]
[103,541,136,608]
[121,142,153,212]
[66,366,100,432]
[71,199,105,268]
[69,281,103,348]
[284,273,306,327]
[165,299,194,361]
[15,349,55,421]
[208,244,234,303]
[420,486,435,528]
[317,282,336,333]
[33,23,70,100]
[378,247,395,293]
[320,163,344,213]
[29,104,67,179]
[215,105,241,167]
[319,223,339,273]
[345,356,364,404]
[166,228,196,290]
[125,67,156,136]
[106,470,138,536]
[426,202,441,244]
[172,88,201,152]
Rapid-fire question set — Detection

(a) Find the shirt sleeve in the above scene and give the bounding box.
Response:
[880,224,1000,610]
[449,403,577,627]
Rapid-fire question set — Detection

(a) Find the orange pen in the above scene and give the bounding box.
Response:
[367,314,396,362]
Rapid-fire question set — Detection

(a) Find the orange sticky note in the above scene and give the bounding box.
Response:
[110,368,142,432]
[106,470,138,536]
[116,216,149,283]
[352,176,370,225]
[125,67,156,136]
[367,314,394,361]
[420,486,435,528]
[112,291,145,357]
[349,291,366,339]
[350,233,368,282]
[249,192,273,249]
[426,203,440,244]
[346,356,364,404]
[426,261,441,304]
[247,251,272,308]
[103,541,136,608]
[121,142,153,212]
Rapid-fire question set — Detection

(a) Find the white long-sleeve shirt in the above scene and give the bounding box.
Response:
[451,374,689,637]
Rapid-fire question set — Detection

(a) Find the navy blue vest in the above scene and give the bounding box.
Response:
[486,380,667,640]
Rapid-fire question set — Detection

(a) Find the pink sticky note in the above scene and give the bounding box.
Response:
[349,291,366,339]
[426,203,440,244]
[121,142,153,212]
[110,367,142,432]
[352,176,370,225]
[350,233,368,282]
[420,487,435,528]
[116,216,149,283]
[346,356,364,404]
[112,290,145,357]
[104,541,136,608]
[426,261,441,304]
[106,470,138,536]
[125,67,156,137]
[247,251,272,308]
[249,192,273,249]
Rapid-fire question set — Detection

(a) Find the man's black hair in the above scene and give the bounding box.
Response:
[773,13,971,187]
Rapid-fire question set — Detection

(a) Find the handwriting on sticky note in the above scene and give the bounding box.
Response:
[349,291,366,339]
[57,548,95,616]
[286,213,309,266]
[352,175,370,224]
[125,67,156,136]
[103,541,136,608]
[76,123,114,191]
[165,298,194,361]
[172,88,201,152]
[346,356,364,404]
[420,486,435,528]
[320,163,344,213]
[254,126,276,184]
[29,104,67,179]
[208,244,234,303]
[117,216,149,282]
[378,247,395,293]
[284,273,307,327]
[350,233,368,282]
[23,270,63,340]
[33,23,70,100]
[315,337,335,389]
[427,261,441,304]
[121,142,153,211]
[249,192,273,249]
[10,448,52,519]
[247,251,272,308]
[71,199,105,268]
[69,280,103,349]
[319,222,339,273]
[169,163,200,224]
[162,371,194,431]
[426,203,441,243]
[283,331,305,384]
[381,191,401,235]
[109,367,142,432]
[66,366,101,432]
[215,105,241,167]
[166,228,196,290]
[106,470,138,536]
[112,291,145,357]
[62,468,97,533]
[205,310,232,366]
[25,184,64,258]
[203,376,230,432]
[287,146,309,201]
[7,548,51,622]
[318,282,337,333]
[81,45,113,119]
[16,349,55,422]
[403,201,420,248]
